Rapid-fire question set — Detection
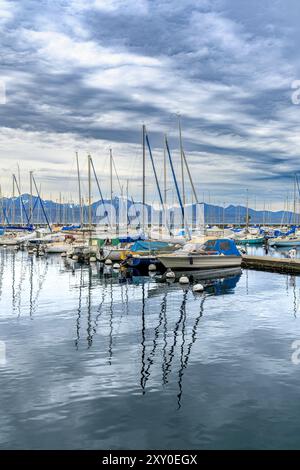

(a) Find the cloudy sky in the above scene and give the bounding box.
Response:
[0,0,300,208]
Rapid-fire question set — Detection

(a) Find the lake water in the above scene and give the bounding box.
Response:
[1,248,300,450]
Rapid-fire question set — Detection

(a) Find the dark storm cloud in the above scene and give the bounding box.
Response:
[0,0,299,204]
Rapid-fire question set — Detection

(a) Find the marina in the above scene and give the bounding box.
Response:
[1,0,300,456]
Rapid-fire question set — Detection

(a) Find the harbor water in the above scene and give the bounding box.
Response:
[1,248,300,449]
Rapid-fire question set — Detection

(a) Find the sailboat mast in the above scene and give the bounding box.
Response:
[142,124,146,231]
[164,141,167,229]
[110,149,113,205]
[12,175,15,225]
[246,189,249,231]
[109,148,113,231]
[29,171,33,225]
[17,164,23,225]
[178,115,186,206]
[76,152,83,227]
[88,154,92,235]
[0,185,3,225]
[293,174,297,225]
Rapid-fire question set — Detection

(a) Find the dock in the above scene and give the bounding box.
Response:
[242,255,300,274]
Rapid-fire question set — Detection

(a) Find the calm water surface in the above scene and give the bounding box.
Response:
[1,248,300,450]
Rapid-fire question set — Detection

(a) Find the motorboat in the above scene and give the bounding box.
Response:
[158,238,242,271]
[234,233,265,245]
[268,236,300,247]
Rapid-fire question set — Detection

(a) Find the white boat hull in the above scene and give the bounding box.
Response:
[102,247,130,261]
[158,254,242,270]
[0,239,18,246]
[269,239,300,247]
[45,244,70,254]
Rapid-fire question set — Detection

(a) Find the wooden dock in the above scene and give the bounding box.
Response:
[242,255,300,274]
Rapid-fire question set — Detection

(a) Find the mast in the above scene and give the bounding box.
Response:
[109,148,113,232]
[76,152,83,227]
[178,115,186,206]
[165,136,191,239]
[164,141,167,229]
[142,124,146,231]
[17,164,23,225]
[126,179,129,235]
[32,175,51,231]
[88,154,92,237]
[110,148,113,205]
[0,185,3,225]
[293,173,297,225]
[12,174,15,225]
[29,171,33,224]
[59,192,62,225]
[246,189,249,231]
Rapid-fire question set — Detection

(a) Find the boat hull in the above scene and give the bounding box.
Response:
[45,244,70,254]
[158,254,242,271]
[125,256,164,271]
[235,237,265,245]
[0,239,18,246]
[102,248,130,261]
[269,239,300,247]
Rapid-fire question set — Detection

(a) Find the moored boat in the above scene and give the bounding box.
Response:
[158,238,242,271]
[268,236,300,247]
[234,234,265,245]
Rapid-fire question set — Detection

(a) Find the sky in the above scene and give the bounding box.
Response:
[0,0,300,209]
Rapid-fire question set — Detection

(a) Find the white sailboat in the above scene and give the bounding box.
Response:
[269,174,300,247]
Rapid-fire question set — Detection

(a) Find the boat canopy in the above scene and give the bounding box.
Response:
[61,224,81,231]
[130,240,171,252]
[0,225,34,232]
[118,234,145,243]
[202,238,240,256]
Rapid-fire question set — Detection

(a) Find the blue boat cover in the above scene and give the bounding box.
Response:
[203,238,240,256]
[118,234,145,243]
[61,225,81,231]
[130,240,170,252]
[0,225,34,232]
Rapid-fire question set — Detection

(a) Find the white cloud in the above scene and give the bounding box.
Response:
[71,0,149,15]
[0,0,299,207]
[0,0,15,24]
[22,29,160,70]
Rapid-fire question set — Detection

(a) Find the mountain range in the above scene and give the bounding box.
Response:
[0,194,296,226]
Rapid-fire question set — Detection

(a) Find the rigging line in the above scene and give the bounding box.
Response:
[12,174,30,224]
[32,175,52,231]
[182,149,199,204]
[145,132,164,206]
[165,136,191,239]
[110,152,123,194]
[89,156,113,229]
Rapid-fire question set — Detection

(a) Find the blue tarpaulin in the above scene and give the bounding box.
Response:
[0,225,34,232]
[61,225,81,231]
[130,240,170,252]
[118,234,145,243]
[203,239,241,256]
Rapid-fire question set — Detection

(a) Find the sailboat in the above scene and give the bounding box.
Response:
[269,174,300,247]
[233,191,264,245]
